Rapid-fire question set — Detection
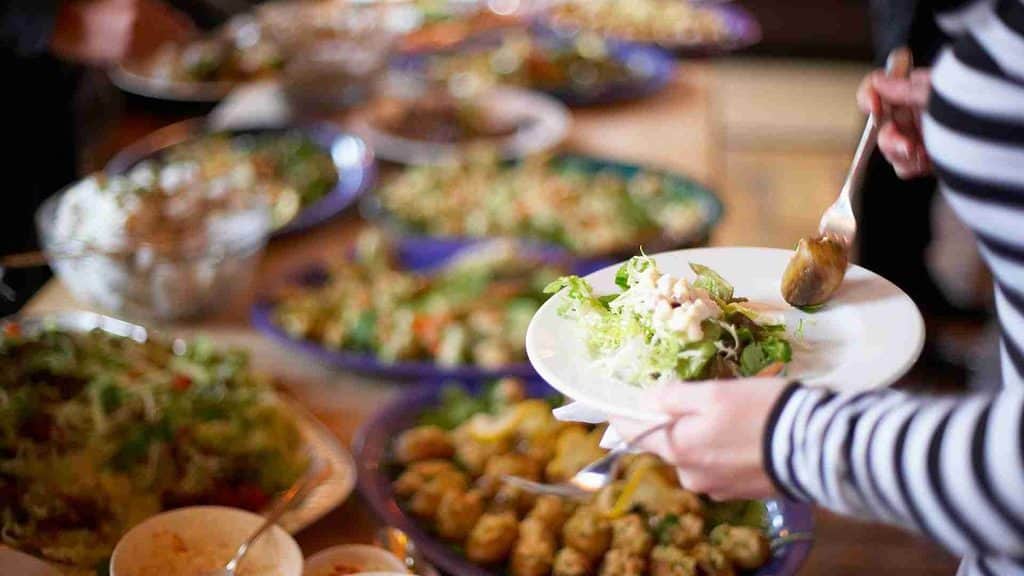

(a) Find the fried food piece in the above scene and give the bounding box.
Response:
[546,425,605,482]
[394,425,455,464]
[527,495,570,533]
[408,467,468,518]
[599,548,646,576]
[466,511,520,564]
[689,542,736,576]
[437,488,485,541]
[611,513,654,557]
[453,427,511,476]
[562,505,612,560]
[653,513,704,548]
[511,517,557,576]
[650,545,698,576]
[489,483,538,516]
[709,524,771,571]
[553,546,593,576]
[393,459,460,498]
[479,452,543,498]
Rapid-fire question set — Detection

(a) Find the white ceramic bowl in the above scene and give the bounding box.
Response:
[109,506,303,576]
[304,544,409,576]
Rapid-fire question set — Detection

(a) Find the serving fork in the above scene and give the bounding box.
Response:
[817,47,913,249]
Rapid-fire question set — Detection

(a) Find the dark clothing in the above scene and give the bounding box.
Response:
[1,0,74,316]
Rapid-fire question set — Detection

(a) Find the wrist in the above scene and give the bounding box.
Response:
[761,380,808,501]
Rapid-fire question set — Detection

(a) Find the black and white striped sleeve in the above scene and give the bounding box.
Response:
[764,384,1024,560]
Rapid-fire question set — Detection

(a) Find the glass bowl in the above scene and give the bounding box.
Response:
[36,175,271,321]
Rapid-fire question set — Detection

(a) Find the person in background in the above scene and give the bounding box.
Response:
[614,0,1024,574]
[0,0,190,316]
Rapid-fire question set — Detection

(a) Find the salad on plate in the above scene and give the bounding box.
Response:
[545,255,792,385]
[269,231,567,371]
[0,323,308,567]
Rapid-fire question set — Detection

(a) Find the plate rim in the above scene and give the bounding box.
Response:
[526,246,926,421]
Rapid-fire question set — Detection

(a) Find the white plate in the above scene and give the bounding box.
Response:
[526,247,925,421]
[350,86,570,165]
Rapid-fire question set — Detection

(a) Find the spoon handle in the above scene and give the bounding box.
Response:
[824,47,913,237]
[225,458,323,573]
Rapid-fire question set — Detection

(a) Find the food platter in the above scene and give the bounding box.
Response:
[354,379,815,576]
[106,119,375,236]
[391,26,676,107]
[526,247,925,421]
[541,2,762,55]
[0,312,357,571]
[361,153,724,266]
[250,239,573,380]
[349,86,570,164]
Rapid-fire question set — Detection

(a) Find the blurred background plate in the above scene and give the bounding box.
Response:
[108,63,237,103]
[349,86,570,165]
[541,2,762,56]
[106,119,375,236]
[353,379,815,576]
[361,153,724,268]
[392,25,676,107]
[248,242,574,381]
[5,312,357,570]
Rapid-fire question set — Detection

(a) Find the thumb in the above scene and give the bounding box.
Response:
[872,70,931,108]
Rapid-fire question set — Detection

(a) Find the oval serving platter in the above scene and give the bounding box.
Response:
[354,379,815,576]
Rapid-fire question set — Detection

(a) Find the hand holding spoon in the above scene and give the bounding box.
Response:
[781,47,913,308]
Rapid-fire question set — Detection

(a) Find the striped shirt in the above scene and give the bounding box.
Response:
[765,1,1024,574]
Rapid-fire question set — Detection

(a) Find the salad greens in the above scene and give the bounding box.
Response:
[546,255,792,385]
[273,231,567,370]
[0,325,307,567]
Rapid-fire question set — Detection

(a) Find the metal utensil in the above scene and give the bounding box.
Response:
[502,418,676,499]
[377,527,441,576]
[818,47,913,248]
[201,459,323,576]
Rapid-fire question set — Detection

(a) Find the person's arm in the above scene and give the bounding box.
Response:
[767,384,1024,559]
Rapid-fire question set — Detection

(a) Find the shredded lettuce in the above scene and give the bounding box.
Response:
[549,259,792,385]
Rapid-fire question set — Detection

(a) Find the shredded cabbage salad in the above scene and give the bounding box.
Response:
[545,255,792,385]
[0,325,307,568]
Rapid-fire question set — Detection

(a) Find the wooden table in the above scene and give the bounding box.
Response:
[26,60,958,574]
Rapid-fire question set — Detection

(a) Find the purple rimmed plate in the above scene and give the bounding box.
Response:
[106,119,375,237]
[353,379,815,576]
[361,153,724,274]
[391,27,676,107]
[250,242,576,380]
[541,2,762,56]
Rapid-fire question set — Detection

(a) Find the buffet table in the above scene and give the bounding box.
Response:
[24,61,958,575]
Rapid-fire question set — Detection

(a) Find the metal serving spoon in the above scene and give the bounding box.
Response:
[781,47,913,308]
[502,418,677,499]
[201,460,322,576]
